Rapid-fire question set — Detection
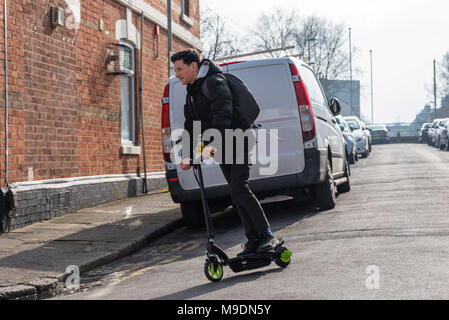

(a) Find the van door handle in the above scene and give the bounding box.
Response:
[331,118,337,124]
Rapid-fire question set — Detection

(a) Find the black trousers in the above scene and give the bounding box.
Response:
[219,163,270,239]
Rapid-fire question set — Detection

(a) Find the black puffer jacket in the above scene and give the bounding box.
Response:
[184,59,233,142]
[183,60,254,164]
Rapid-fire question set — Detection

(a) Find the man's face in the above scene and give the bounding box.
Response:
[174,60,198,85]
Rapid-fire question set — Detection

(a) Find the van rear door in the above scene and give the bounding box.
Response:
[169,59,306,192]
[226,59,305,180]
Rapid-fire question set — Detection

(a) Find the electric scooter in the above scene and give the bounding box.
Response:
[191,153,292,282]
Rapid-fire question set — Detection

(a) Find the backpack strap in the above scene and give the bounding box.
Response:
[201,79,211,101]
[201,74,227,101]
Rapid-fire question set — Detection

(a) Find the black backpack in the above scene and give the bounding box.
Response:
[201,73,260,129]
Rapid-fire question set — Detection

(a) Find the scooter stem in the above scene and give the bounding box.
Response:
[194,163,214,241]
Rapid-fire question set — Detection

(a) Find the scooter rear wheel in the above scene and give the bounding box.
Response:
[275,248,292,268]
[204,259,224,282]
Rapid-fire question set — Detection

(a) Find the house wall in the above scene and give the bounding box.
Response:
[0,0,200,183]
[0,0,201,230]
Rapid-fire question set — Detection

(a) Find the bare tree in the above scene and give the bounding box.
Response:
[440,52,449,98]
[294,16,350,81]
[201,6,360,99]
[425,53,449,107]
[200,6,242,60]
[249,9,356,83]
[250,8,299,58]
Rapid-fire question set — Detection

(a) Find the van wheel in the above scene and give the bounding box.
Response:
[337,159,351,194]
[315,161,336,211]
[181,201,205,229]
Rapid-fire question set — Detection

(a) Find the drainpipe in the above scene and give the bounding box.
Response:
[3,0,8,186]
[139,11,148,194]
[167,0,173,77]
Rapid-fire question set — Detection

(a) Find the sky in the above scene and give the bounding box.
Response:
[200,0,449,124]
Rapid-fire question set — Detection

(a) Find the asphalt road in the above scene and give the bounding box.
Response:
[53,143,449,300]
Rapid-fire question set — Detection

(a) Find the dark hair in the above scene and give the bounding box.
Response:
[170,49,200,65]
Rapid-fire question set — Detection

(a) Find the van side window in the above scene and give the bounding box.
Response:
[299,66,326,106]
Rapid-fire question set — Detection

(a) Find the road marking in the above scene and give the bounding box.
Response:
[124,254,182,280]
[127,265,157,278]
[159,255,182,265]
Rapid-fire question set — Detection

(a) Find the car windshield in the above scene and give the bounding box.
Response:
[345,119,360,130]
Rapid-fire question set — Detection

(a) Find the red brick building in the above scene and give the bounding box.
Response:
[0,0,201,230]
[0,0,201,183]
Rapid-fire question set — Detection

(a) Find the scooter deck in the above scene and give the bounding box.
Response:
[228,255,272,273]
[226,239,286,273]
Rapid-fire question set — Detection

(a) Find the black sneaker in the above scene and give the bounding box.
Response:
[237,239,260,256]
[257,235,280,253]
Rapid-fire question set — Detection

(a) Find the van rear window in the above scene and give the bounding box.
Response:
[229,64,297,115]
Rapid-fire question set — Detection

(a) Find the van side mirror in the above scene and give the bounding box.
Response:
[329,98,341,116]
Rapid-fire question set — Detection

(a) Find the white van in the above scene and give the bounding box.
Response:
[162,58,350,227]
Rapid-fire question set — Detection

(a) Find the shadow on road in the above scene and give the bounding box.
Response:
[76,196,325,296]
[153,268,285,300]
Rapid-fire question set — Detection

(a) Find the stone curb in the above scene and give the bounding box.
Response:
[0,218,184,300]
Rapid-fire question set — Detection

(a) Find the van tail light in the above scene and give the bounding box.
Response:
[289,63,316,143]
[161,84,172,163]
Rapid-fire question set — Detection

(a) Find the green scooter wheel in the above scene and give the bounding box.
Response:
[204,260,224,282]
[275,248,292,268]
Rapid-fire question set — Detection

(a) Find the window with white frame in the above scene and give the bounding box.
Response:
[182,0,190,17]
[180,0,193,26]
[119,41,136,144]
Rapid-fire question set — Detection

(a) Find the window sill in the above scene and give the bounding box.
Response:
[180,13,194,27]
[120,145,141,155]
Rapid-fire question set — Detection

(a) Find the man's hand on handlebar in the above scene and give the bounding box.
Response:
[202,146,216,160]
[180,146,217,171]
[180,158,192,171]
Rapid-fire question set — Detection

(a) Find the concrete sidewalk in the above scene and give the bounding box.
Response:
[0,189,183,300]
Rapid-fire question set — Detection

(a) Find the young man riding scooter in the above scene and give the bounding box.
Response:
[171,50,279,255]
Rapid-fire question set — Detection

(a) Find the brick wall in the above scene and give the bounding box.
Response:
[0,0,200,184]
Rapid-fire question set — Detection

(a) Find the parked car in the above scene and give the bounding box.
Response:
[367,124,390,144]
[361,121,372,152]
[336,115,358,164]
[428,118,443,146]
[418,123,432,143]
[344,116,370,158]
[162,57,351,227]
[438,121,449,150]
[434,118,449,149]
